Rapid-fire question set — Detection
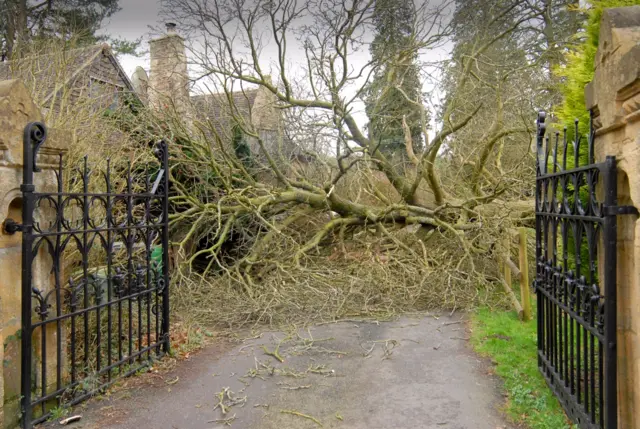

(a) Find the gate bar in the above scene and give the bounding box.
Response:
[158,140,171,354]
[21,122,45,429]
[603,155,617,429]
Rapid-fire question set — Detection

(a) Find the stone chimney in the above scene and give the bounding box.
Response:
[148,22,191,116]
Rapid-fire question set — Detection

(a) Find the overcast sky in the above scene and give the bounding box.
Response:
[99,0,162,77]
[101,0,453,129]
[103,0,452,77]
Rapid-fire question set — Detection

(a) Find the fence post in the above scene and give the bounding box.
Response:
[499,234,523,320]
[502,235,511,288]
[518,227,532,321]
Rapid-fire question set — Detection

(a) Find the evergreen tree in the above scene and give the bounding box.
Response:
[365,0,424,161]
[447,0,583,116]
[438,0,584,197]
[1,0,122,59]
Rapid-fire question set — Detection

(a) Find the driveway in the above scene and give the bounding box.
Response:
[46,313,513,429]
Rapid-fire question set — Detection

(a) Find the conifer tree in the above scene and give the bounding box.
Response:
[1,0,122,58]
[365,0,424,160]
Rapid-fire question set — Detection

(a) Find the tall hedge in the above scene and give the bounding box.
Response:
[554,1,637,279]
[556,0,638,138]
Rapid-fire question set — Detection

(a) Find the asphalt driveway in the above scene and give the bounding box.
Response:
[44,313,512,429]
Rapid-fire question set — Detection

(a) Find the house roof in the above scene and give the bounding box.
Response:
[191,89,260,138]
[0,43,138,106]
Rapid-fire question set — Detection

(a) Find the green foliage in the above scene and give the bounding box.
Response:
[38,0,121,38]
[109,36,145,57]
[1,0,141,60]
[471,307,576,429]
[48,406,69,421]
[364,0,424,159]
[232,125,253,168]
[555,0,638,136]
[553,1,636,280]
[1,0,122,54]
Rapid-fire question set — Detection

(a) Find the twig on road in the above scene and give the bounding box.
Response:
[280,409,324,427]
[208,414,237,426]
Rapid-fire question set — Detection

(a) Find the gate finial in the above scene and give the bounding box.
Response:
[537,111,546,137]
[536,112,547,174]
[23,122,47,173]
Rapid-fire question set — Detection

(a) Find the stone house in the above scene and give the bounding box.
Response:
[0,43,139,118]
[140,22,287,161]
[0,23,286,161]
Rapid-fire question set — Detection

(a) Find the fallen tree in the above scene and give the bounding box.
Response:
[118,0,576,327]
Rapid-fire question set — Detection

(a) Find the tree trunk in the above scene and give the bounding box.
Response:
[4,0,28,58]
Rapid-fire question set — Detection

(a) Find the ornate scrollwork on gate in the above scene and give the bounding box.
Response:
[24,121,48,173]
[19,122,171,428]
[535,111,620,429]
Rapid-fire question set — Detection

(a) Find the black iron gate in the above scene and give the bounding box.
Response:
[7,123,170,428]
[535,112,636,428]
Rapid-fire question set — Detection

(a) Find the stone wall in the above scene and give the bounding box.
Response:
[0,80,67,428]
[585,6,640,427]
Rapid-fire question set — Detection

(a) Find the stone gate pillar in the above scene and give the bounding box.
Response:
[585,6,640,427]
[0,80,67,428]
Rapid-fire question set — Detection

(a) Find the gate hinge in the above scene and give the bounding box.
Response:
[604,205,639,216]
[2,218,24,234]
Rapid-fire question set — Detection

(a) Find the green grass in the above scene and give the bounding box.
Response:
[47,405,69,421]
[470,307,577,429]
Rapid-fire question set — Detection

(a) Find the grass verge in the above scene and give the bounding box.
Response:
[470,307,576,429]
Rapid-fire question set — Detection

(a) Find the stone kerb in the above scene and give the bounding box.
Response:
[585,6,640,428]
[0,79,68,428]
